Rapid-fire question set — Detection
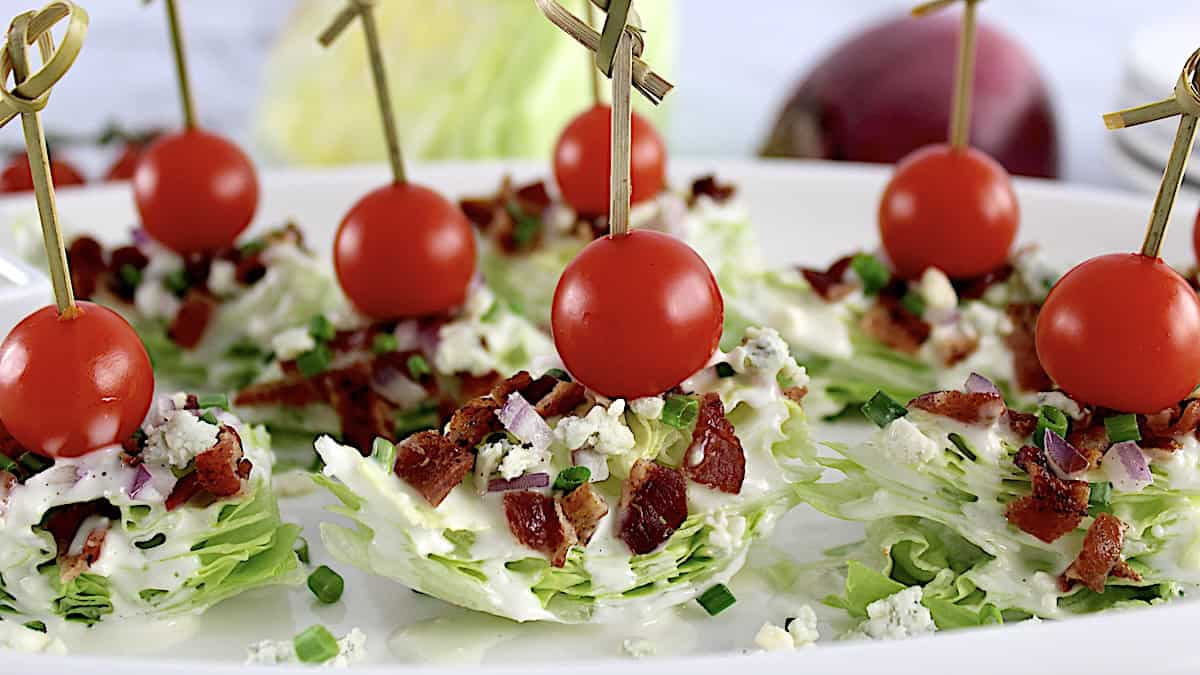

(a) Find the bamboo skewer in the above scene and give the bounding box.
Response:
[912,0,981,150]
[1103,48,1200,259]
[0,2,88,316]
[162,0,195,129]
[608,27,634,236]
[585,0,602,105]
[319,0,407,185]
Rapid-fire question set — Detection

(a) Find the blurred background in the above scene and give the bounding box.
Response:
[3,0,1199,191]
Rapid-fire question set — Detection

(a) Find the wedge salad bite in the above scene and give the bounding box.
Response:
[312,0,818,625]
[461,173,759,328]
[727,0,1050,421]
[229,7,554,460]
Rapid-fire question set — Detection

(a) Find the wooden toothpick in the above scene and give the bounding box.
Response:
[584,0,601,105]
[161,0,195,129]
[913,0,981,150]
[1103,48,1200,259]
[0,1,88,316]
[535,0,672,237]
[319,0,406,185]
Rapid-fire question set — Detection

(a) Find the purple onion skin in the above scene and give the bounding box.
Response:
[761,13,1059,179]
[964,372,1000,396]
[1044,429,1088,478]
[487,473,550,493]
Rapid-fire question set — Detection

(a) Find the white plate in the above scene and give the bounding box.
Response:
[2,159,1200,675]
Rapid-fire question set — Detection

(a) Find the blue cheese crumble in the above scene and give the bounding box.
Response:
[272,326,317,361]
[555,399,635,455]
[879,417,940,466]
[143,411,220,468]
[852,587,936,640]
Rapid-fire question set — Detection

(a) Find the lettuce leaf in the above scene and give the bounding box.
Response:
[49,571,113,626]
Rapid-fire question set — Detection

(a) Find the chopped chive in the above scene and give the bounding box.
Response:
[900,291,926,317]
[371,332,399,354]
[296,344,332,378]
[480,301,502,323]
[850,253,891,295]
[545,368,572,382]
[407,354,431,379]
[1104,414,1141,443]
[200,411,219,426]
[306,565,344,604]
[1088,482,1113,516]
[443,529,476,551]
[197,393,229,411]
[293,625,339,664]
[553,466,591,493]
[308,315,336,342]
[506,201,541,246]
[226,339,264,359]
[371,437,397,469]
[138,588,168,604]
[783,616,796,631]
[714,362,736,378]
[22,620,46,633]
[18,452,50,474]
[294,536,311,565]
[482,431,509,446]
[118,263,142,288]
[661,395,699,430]
[696,583,736,616]
[163,268,190,296]
[861,391,908,428]
[134,533,166,550]
[1034,406,1069,449]
[0,453,17,473]
[948,432,976,461]
[239,239,266,256]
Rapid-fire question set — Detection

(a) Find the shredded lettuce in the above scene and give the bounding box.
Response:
[48,571,113,626]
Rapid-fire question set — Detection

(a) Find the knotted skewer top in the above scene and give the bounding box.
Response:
[1104,47,1200,258]
[1,1,88,315]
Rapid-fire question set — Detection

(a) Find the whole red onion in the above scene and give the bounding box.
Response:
[761,13,1060,179]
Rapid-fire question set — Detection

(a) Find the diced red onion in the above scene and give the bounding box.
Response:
[572,449,609,482]
[371,365,429,409]
[418,321,442,362]
[130,464,152,497]
[1044,429,1089,479]
[1103,441,1152,492]
[964,372,1000,396]
[143,395,177,430]
[392,321,420,352]
[487,472,549,492]
[497,393,553,452]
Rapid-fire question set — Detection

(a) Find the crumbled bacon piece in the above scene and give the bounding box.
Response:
[560,482,608,546]
[954,264,1014,301]
[1004,303,1053,393]
[504,491,577,567]
[319,364,395,453]
[1062,513,1139,593]
[183,254,212,293]
[67,236,106,300]
[459,178,553,252]
[42,501,107,557]
[1067,422,1109,470]
[234,377,324,408]
[193,426,245,498]
[235,252,267,285]
[59,526,109,583]
[168,291,217,349]
[783,386,808,403]
[393,430,473,507]
[682,393,745,494]
[800,255,854,302]
[861,295,931,354]
[445,397,503,450]
[1005,446,1089,543]
[1141,400,1200,443]
[688,175,736,206]
[618,459,688,555]
[534,381,586,418]
[491,371,534,401]
[165,473,202,511]
[1006,410,1039,438]
[909,390,1006,426]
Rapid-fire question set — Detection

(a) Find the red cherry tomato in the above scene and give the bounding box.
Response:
[551,230,723,398]
[0,154,86,193]
[1036,253,1200,413]
[553,104,667,217]
[0,302,154,457]
[879,144,1019,280]
[334,182,477,320]
[133,128,259,255]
